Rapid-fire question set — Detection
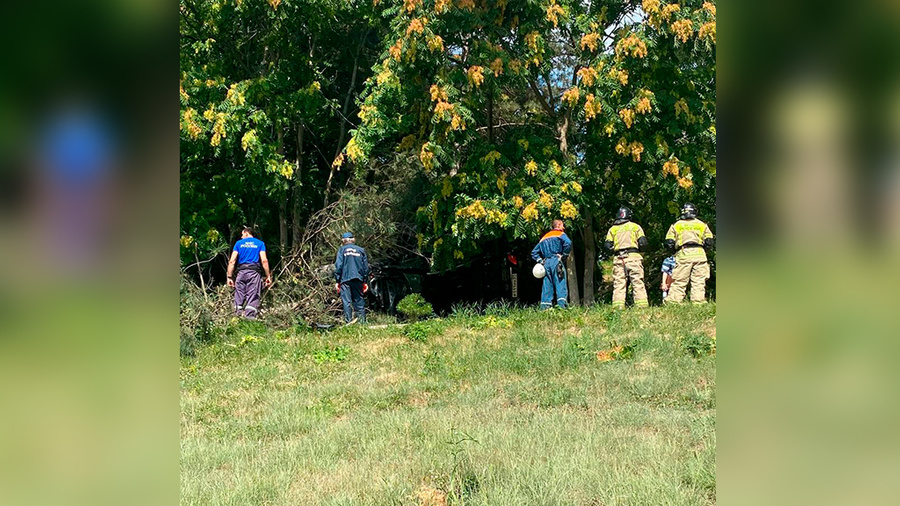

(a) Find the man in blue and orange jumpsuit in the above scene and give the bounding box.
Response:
[334,232,369,324]
[531,219,573,309]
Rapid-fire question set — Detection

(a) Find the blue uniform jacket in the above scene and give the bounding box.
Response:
[531,230,572,267]
[334,244,369,283]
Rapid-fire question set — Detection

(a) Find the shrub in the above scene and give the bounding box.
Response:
[397,293,433,321]
[683,333,715,358]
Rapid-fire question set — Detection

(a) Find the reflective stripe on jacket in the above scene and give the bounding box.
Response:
[665,218,713,262]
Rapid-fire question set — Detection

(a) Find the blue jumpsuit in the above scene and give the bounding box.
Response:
[531,230,572,309]
[334,244,369,323]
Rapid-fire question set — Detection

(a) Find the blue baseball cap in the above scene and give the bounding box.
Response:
[341,232,354,239]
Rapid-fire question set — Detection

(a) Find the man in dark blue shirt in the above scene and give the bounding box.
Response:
[226,227,271,319]
[334,232,369,324]
[531,219,573,309]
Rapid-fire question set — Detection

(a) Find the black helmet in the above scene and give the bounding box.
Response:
[680,202,697,219]
[616,206,633,221]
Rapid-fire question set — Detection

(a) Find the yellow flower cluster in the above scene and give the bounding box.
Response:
[560,200,578,219]
[610,68,629,86]
[570,181,582,193]
[457,0,474,11]
[580,32,600,52]
[636,97,652,114]
[420,144,435,168]
[404,0,420,13]
[577,67,599,86]
[430,84,448,102]
[332,153,344,168]
[661,3,681,20]
[642,0,660,13]
[616,34,648,59]
[467,66,485,87]
[526,31,540,52]
[241,129,257,151]
[211,113,227,147]
[546,2,565,27]
[180,84,189,102]
[703,2,716,16]
[562,87,581,106]
[269,159,294,179]
[435,0,451,14]
[699,21,716,43]
[677,175,693,188]
[496,174,508,194]
[663,159,680,176]
[674,98,689,117]
[485,209,508,224]
[457,200,487,219]
[407,18,425,36]
[346,137,364,162]
[521,202,539,221]
[671,19,693,43]
[424,35,443,53]
[525,160,538,176]
[508,59,522,74]
[434,100,454,117]
[482,150,502,165]
[604,123,615,136]
[376,67,394,85]
[389,39,403,61]
[615,138,644,161]
[619,108,635,128]
[180,235,194,248]
[442,177,453,197]
[182,108,202,140]
[550,160,561,174]
[358,104,377,123]
[512,196,524,208]
[399,134,417,151]
[490,58,504,77]
[454,250,464,260]
[226,84,246,106]
[584,94,602,121]
[538,189,553,208]
[451,114,465,130]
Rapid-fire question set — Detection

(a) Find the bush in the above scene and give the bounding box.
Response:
[683,333,715,358]
[397,293,433,321]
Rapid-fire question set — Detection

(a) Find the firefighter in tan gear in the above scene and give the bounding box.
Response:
[604,207,649,308]
[664,203,715,303]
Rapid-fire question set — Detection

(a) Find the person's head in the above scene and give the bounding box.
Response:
[341,231,355,245]
[241,226,255,239]
[680,203,698,219]
[616,206,633,222]
[551,219,565,231]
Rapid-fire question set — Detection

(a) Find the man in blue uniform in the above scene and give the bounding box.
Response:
[531,219,573,309]
[226,227,271,319]
[334,232,369,324]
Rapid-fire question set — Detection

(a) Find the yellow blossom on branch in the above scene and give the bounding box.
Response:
[508,59,522,74]
[427,35,445,52]
[677,175,693,188]
[615,137,629,156]
[346,137,364,162]
[661,3,681,20]
[358,104,377,123]
[430,85,448,102]
[525,160,538,176]
[434,100,454,117]
[546,2,565,27]
[404,0,421,13]
[642,0,660,14]
[580,32,600,52]
[699,21,716,43]
[703,2,716,16]
[619,108,635,128]
[420,143,435,168]
[538,189,553,208]
[441,177,453,197]
[490,58,504,76]
[562,87,581,106]
[526,31,540,52]
[604,123,615,136]
[467,66,485,87]
[630,141,644,162]
[407,18,425,36]
[636,97,652,114]
[485,209,508,225]
[570,181,582,193]
[376,67,394,85]
[182,108,202,140]
[389,39,403,61]
[550,160,561,174]
[577,67,599,86]
[512,196,524,208]
[457,0,474,11]
[610,68,629,86]
[560,200,578,219]
[584,94,602,121]
[435,0,451,13]
[674,98,689,117]
[671,19,693,43]
[180,235,194,248]
[456,200,487,219]
[241,129,257,151]
[521,202,539,221]
[451,114,465,130]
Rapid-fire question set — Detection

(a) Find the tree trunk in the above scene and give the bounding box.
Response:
[276,130,288,253]
[582,209,595,305]
[292,124,304,249]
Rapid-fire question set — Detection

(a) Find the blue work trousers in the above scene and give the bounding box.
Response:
[540,257,568,309]
[340,279,366,323]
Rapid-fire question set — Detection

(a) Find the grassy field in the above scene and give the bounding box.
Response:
[180,303,716,505]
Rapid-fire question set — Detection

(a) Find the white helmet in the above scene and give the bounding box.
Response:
[532,263,546,279]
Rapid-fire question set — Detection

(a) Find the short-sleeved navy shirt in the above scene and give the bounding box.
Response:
[234,237,266,264]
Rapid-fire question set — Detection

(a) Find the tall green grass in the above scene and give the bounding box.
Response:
[181,304,715,505]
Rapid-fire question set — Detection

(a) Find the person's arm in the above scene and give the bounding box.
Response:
[664,224,676,251]
[226,250,239,287]
[703,223,715,249]
[531,241,543,262]
[604,227,614,252]
[561,233,572,257]
[260,251,272,286]
[636,225,648,251]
